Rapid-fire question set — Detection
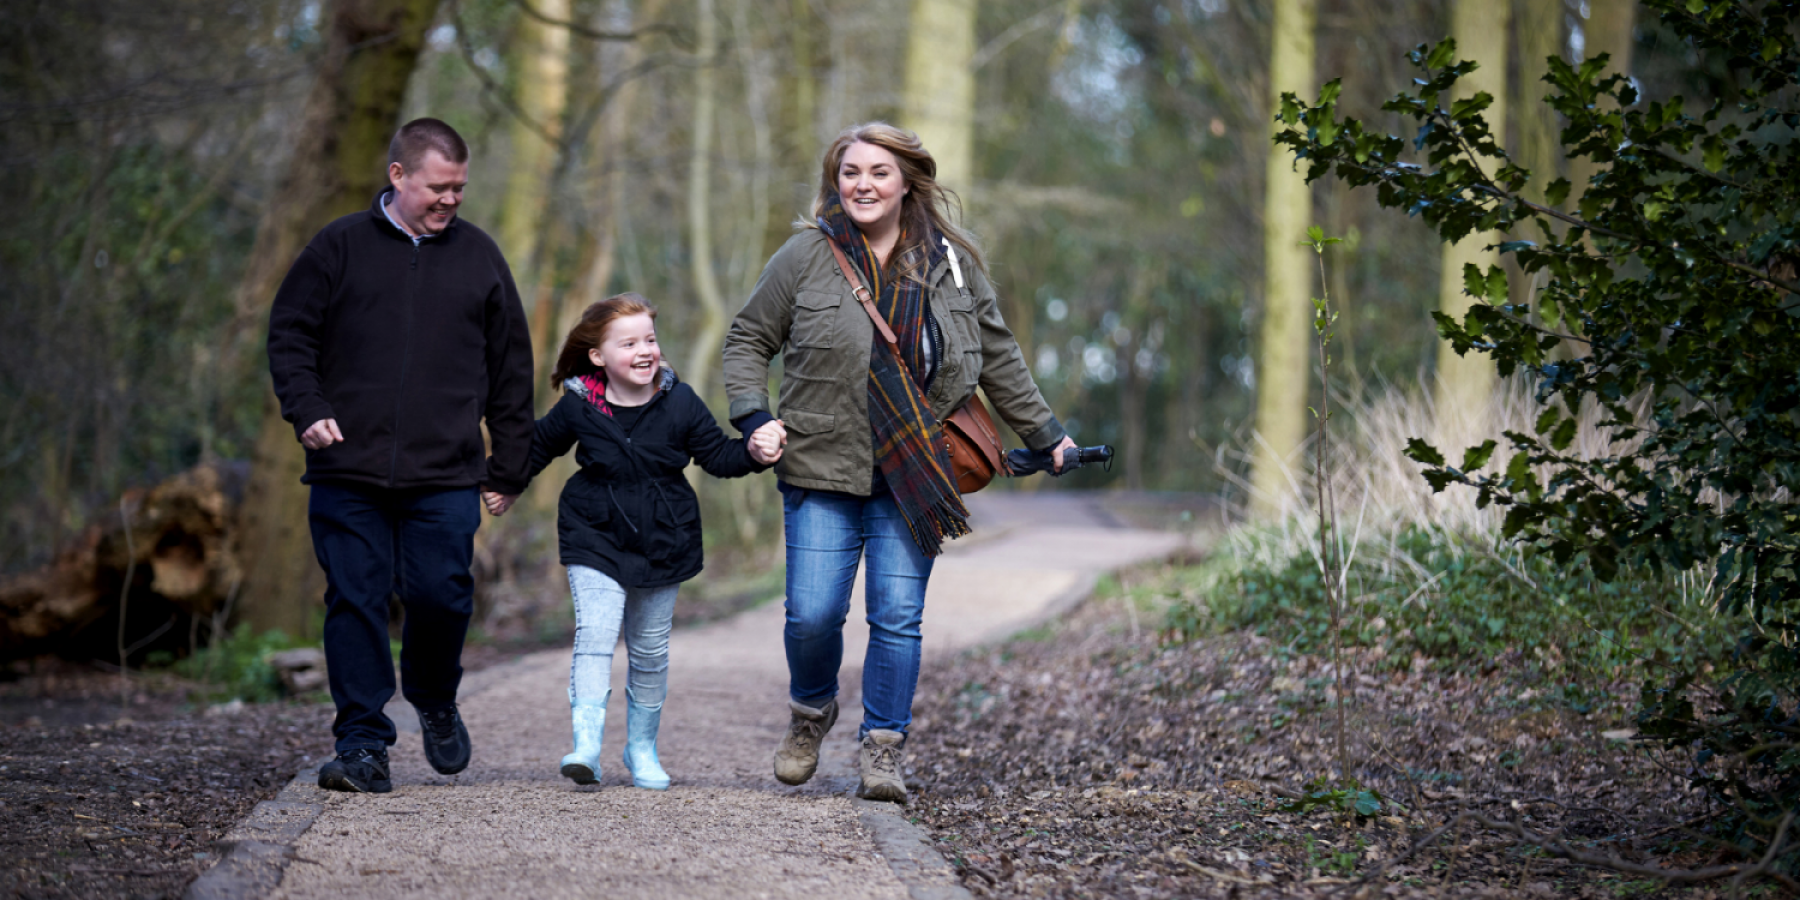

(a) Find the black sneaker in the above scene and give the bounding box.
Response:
[318,747,392,793]
[418,704,471,775]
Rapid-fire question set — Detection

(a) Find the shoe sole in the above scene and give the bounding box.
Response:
[318,770,393,794]
[856,782,906,803]
[560,763,598,785]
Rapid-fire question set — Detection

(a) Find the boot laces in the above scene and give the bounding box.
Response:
[866,740,902,778]
[788,716,824,753]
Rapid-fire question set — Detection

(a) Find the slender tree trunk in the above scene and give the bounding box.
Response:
[684,0,728,396]
[1570,0,1634,211]
[498,0,572,396]
[902,0,977,190]
[1248,0,1317,519]
[1434,0,1509,442]
[1514,0,1561,203]
[230,0,444,639]
[1119,264,1159,491]
[789,0,818,154]
[1513,0,1561,345]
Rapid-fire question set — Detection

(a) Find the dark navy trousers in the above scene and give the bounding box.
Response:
[308,481,479,754]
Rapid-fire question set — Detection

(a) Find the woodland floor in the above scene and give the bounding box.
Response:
[905,563,1753,899]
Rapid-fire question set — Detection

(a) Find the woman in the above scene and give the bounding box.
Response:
[722,122,1075,803]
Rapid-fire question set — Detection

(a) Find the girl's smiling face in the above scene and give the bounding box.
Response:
[588,313,660,392]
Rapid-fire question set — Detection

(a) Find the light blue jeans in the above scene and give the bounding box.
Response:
[567,566,679,709]
[782,487,933,736]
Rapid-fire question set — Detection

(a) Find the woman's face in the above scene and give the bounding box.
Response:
[587,313,661,389]
[837,141,908,236]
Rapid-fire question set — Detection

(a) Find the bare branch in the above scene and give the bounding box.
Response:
[510,0,684,44]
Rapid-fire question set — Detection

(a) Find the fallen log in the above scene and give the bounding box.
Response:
[0,463,246,661]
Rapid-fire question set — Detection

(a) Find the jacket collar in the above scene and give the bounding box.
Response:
[369,190,459,242]
[563,367,680,403]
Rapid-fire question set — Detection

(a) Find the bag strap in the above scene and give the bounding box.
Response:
[826,239,899,347]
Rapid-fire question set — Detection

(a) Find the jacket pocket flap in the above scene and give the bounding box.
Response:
[795,289,843,310]
[780,409,836,435]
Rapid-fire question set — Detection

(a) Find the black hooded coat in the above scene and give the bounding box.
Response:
[528,371,766,588]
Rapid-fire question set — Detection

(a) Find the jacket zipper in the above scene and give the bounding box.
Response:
[387,241,423,485]
[584,388,667,539]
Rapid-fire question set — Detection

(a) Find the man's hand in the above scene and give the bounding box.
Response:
[482,491,518,517]
[1050,435,1078,473]
[301,418,345,450]
[749,419,787,465]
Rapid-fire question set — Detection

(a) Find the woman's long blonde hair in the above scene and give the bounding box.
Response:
[803,122,987,282]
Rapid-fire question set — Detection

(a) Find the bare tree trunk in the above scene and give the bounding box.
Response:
[1569,0,1634,211]
[903,0,977,190]
[789,0,818,154]
[1514,0,1562,202]
[1119,263,1160,491]
[1514,0,1563,348]
[498,0,572,396]
[1248,0,1317,519]
[1434,0,1509,446]
[230,0,444,640]
[684,0,728,397]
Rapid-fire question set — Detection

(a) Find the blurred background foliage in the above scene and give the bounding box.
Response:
[0,0,1761,650]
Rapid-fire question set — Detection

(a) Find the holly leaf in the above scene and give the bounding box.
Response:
[1406,438,1446,466]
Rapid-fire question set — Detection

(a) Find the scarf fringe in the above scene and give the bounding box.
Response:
[901,492,974,558]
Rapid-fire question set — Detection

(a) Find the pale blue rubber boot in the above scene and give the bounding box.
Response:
[622,700,670,790]
[560,695,609,785]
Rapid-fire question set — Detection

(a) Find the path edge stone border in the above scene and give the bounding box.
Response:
[184,771,322,900]
[183,651,544,900]
[853,796,975,900]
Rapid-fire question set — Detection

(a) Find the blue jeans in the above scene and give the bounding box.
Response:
[782,487,933,735]
[308,482,479,754]
[566,566,678,709]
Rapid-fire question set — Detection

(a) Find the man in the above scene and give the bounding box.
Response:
[267,118,533,793]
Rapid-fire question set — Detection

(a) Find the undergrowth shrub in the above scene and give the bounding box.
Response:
[1161,522,1723,682]
[157,626,329,704]
[1271,0,1800,863]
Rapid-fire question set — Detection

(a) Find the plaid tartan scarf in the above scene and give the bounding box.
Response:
[818,193,970,556]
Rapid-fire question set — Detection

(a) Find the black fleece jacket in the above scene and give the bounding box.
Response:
[528,373,764,588]
[267,192,535,494]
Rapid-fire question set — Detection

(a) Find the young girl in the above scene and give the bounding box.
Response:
[486,293,784,789]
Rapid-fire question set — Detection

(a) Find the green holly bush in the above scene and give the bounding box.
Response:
[1274,0,1800,845]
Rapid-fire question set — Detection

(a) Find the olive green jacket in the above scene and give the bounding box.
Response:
[723,229,1066,495]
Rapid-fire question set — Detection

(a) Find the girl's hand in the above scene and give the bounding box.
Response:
[482,491,517,516]
[749,419,787,464]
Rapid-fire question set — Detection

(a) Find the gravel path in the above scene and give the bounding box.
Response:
[252,493,1187,900]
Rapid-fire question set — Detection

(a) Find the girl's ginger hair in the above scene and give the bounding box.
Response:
[803,121,987,282]
[550,292,658,385]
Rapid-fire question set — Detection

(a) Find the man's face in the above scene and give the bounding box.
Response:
[387,150,467,235]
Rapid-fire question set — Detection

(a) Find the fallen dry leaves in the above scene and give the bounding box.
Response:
[906,571,1741,899]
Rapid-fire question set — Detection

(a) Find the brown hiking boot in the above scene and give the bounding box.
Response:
[773,698,838,785]
[855,729,907,803]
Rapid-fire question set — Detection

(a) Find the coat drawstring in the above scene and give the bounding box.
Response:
[607,484,640,534]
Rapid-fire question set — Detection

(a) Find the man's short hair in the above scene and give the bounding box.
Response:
[388,118,469,172]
